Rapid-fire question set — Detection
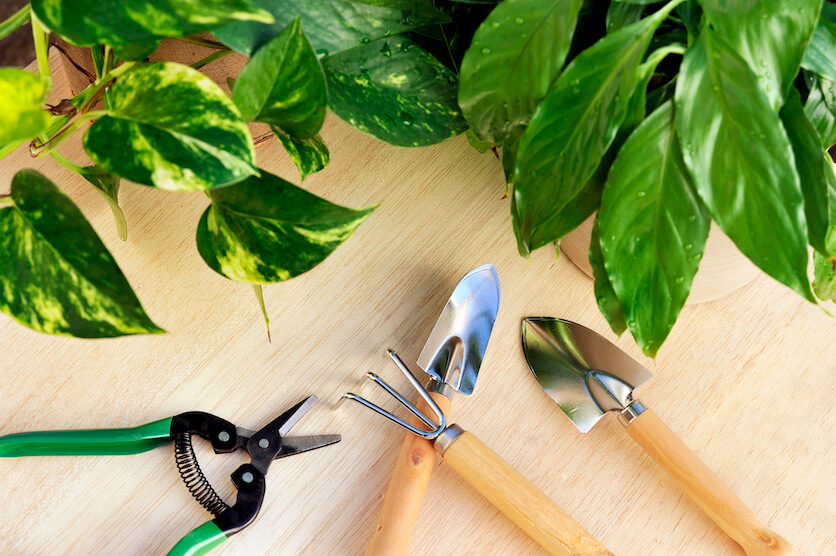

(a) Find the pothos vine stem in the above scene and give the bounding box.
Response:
[30,110,110,157]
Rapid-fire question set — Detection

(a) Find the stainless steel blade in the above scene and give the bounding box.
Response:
[521,317,652,433]
[275,434,341,459]
[417,264,500,395]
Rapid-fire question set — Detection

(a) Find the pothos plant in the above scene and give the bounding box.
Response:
[0,0,473,338]
[457,0,836,356]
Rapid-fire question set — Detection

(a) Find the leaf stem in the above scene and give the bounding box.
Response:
[640,43,687,80]
[31,110,110,156]
[175,35,231,51]
[49,150,84,173]
[0,3,31,42]
[0,194,12,208]
[31,12,50,79]
[191,49,233,70]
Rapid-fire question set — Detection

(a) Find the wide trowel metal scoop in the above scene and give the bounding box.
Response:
[522,317,794,556]
[364,264,500,556]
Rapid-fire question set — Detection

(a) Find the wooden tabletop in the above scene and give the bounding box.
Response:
[1,52,834,556]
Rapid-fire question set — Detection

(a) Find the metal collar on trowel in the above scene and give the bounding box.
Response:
[417,263,501,398]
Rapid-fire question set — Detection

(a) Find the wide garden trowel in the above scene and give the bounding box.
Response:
[522,317,793,556]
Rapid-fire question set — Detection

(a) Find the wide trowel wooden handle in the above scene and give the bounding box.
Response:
[623,408,793,556]
[440,428,612,556]
[364,393,451,556]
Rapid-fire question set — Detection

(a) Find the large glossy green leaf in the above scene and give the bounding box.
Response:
[589,216,626,336]
[232,18,326,139]
[699,0,820,111]
[84,62,257,192]
[196,170,375,283]
[31,0,272,47]
[322,36,467,146]
[457,0,582,143]
[599,102,709,356]
[805,77,836,148]
[272,126,330,180]
[676,29,813,301]
[0,170,162,337]
[0,69,51,146]
[212,0,445,56]
[606,2,644,33]
[781,88,830,255]
[802,17,836,82]
[512,9,670,255]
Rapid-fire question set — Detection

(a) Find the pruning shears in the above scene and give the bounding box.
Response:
[0,395,340,555]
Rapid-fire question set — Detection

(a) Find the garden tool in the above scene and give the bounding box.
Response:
[365,263,500,556]
[0,395,340,556]
[522,317,794,556]
[346,351,613,556]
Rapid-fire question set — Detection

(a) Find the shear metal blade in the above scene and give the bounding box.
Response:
[275,434,341,459]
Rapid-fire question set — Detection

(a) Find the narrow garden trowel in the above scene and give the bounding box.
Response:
[522,317,794,556]
[365,264,500,556]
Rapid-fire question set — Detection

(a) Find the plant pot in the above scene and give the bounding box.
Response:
[53,37,272,144]
[560,215,761,304]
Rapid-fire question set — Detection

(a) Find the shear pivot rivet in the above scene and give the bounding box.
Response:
[242,472,254,483]
[218,431,230,442]
[258,438,270,449]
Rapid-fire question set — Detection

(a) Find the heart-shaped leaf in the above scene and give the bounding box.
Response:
[272,127,330,180]
[212,0,445,57]
[599,101,709,356]
[0,69,51,146]
[232,17,327,139]
[31,0,272,47]
[512,9,670,255]
[676,29,813,301]
[196,170,375,283]
[84,62,258,192]
[458,0,583,143]
[699,0,820,111]
[322,36,467,147]
[0,170,162,337]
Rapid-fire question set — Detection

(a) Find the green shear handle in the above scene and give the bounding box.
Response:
[168,522,227,556]
[0,417,173,456]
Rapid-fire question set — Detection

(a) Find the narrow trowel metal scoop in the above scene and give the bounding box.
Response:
[364,264,500,556]
[522,317,793,556]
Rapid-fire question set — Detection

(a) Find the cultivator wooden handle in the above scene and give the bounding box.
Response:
[364,393,451,556]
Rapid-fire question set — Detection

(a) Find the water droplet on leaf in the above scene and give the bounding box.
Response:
[481,47,491,54]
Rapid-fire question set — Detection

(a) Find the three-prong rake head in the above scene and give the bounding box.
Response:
[345,350,446,439]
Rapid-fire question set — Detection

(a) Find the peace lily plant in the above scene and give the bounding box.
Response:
[457,0,836,356]
[0,0,468,338]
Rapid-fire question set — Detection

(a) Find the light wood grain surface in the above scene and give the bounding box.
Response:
[0,51,834,556]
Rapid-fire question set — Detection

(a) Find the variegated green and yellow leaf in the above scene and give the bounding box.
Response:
[0,170,163,337]
[212,0,445,57]
[232,17,327,139]
[0,69,51,146]
[322,36,467,147]
[31,0,272,47]
[196,170,374,283]
[84,62,258,192]
[272,126,330,180]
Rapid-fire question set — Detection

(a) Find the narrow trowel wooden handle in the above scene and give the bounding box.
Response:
[624,408,793,556]
[441,429,612,556]
[364,392,451,556]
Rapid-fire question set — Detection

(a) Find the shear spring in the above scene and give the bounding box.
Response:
[174,432,230,516]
